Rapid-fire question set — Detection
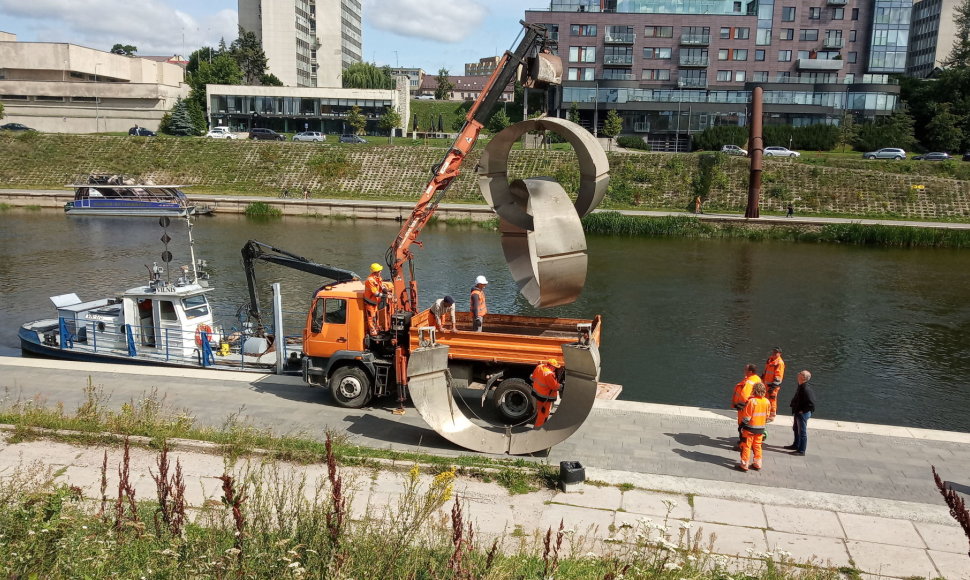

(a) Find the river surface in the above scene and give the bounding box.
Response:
[1,211,968,432]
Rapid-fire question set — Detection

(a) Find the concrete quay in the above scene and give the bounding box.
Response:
[0,355,968,578]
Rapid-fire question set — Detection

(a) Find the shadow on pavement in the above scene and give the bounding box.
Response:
[343,413,465,453]
[664,432,736,451]
[671,448,736,468]
[247,376,330,404]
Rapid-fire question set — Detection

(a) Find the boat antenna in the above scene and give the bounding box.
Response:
[184,210,199,284]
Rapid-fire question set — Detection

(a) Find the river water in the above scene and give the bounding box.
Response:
[1,211,968,432]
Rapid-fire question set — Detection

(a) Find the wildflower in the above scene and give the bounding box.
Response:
[618,521,633,529]
[663,562,682,571]
[224,548,241,556]
[662,499,678,509]
[81,526,88,530]
[28,531,35,536]
[604,536,623,544]
[679,521,692,530]
[288,562,301,568]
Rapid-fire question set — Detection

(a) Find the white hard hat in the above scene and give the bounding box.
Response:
[475,275,488,285]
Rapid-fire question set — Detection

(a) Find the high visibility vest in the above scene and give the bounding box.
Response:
[741,396,771,434]
[531,363,560,401]
[470,287,488,317]
[764,355,785,386]
[363,273,383,306]
[732,374,761,409]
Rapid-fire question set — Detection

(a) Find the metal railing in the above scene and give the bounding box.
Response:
[605,32,635,44]
[823,37,845,49]
[604,55,634,65]
[679,56,709,67]
[680,34,711,45]
[677,78,709,88]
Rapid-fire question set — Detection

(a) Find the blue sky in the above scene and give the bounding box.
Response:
[0,0,534,75]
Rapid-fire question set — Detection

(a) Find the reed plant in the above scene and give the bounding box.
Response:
[244,201,283,218]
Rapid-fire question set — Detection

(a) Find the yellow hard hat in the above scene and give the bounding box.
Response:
[370,263,383,273]
[547,358,561,368]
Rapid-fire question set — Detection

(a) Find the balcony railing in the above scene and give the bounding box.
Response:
[679,56,709,67]
[823,37,845,49]
[677,77,708,88]
[680,34,710,46]
[827,0,847,4]
[603,72,636,80]
[796,58,844,71]
[605,32,635,44]
[604,55,634,66]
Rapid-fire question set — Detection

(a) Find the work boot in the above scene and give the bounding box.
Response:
[751,463,761,471]
[736,463,748,472]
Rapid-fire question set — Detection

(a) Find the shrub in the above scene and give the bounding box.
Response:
[617,135,651,150]
[244,202,282,218]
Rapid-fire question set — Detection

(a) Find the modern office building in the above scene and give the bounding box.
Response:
[525,0,908,150]
[238,0,362,88]
[0,33,188,133]
[465,56,502,76]
[908,0,960,78]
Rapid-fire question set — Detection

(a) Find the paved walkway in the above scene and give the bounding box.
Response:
[1,356,968,577]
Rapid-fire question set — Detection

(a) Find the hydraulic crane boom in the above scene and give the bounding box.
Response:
[385,21,560,315]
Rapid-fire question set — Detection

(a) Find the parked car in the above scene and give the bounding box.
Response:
[962,152,970,162]
[415,95,435,100]
[720,144,747,156]
[763,146,800,158]
[0,123,35,132]
[249,128,285,141]
[128,126,156,137]
[339,134,367,143]
[206,126,237,139]
[912,152,951,161]
[863,148,906,160]
[293,131,325,142]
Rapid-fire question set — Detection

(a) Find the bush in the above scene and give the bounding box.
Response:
[617,135,651,150]
[692,126,748,151]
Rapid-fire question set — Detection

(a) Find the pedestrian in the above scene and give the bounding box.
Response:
[363,262,386,337]
[762,347,785,422]
[430,295,457,332]
[731,364,763,446]
[786,203,794,218]
[737,382,770,472]
[785,370,815,456]
[303,185,310,199]
[694,195,703,214]
[470,275,488,332]
[531,358,562,428]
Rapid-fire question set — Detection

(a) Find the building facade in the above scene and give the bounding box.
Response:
[908,0,959,78]
[238,0,363,88]
[525,0,907,150]
[389,67,425,93]
[465,56,502,76]
[417,75,514,101]
[0,34,188,133]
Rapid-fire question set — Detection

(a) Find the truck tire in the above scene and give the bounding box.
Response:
[492,378,536,424]
[329,366,372,408]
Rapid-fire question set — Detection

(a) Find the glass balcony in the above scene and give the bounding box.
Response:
[680,34,710,45]
[827,0,847,4]
[677,77,708,88]
[823,37,845,49]
[604,55,634,66]
[605,32,636,44]
[796,58,845,71]
[679,56,709,67]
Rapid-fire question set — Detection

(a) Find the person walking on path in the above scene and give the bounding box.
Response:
[738,382,770,471]
[786,203,794,218]
[363,263,386,337]
[430,295,457,332]
[785,370,815,456]
[763,348,786,422]
[531,358,562,428]
[732,364,763,446]
[470,275,488,332]
[302,185,310,199]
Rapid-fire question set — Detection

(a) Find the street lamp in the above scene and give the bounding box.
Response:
[592,83,599,137]
[95,62,101,134]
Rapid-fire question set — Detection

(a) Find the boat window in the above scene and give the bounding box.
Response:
[182,295,210,319]
[325,299,346,324]
[158,300,178,322]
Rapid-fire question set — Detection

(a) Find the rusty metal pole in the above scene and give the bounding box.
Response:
[745,86,763,219]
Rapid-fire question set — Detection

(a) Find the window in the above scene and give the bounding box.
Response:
[734,1,742,12]
[756,28,772,45]
[781,28,794,40]
[720,27,731,39]
[570,24,597,36]
[567,67,595,80]
[735,71,746,82]
[833,7,844,19]
[848,52,858,63]
[851,8,859,20]
[719,48,729,60]
[800,29,819,41]
[735,27,750,39]
[755,49,766,61]
[733,49,748,60]
[753,71,768,82]
[809,7,821,19]
[782,6,795,21]
[717,70,732,81]
[778,50,792,61]
[568,46,596,63]
[183,296,209,319]
[850,30,857,42]
[641,69,670,80]
[643,47,671,59]
[159,301,178,322]
[322,299,347,324]
[644,26,673,38]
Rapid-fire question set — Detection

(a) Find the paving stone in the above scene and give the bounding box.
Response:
[692,521,768,557]
[529,503,615,539]
[619,489,691,519]
[839,513,925,548]
[550,485,622,510]
[764,505,845,538]
[914,521,969,554]
[927,549,970,580]
[693,496,767,528]
[765,530,851,568]
[845,540,940,578]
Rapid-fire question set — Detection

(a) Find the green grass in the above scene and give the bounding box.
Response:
[244,202,282,218]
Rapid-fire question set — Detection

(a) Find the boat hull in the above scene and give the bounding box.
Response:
[64,204,204,217]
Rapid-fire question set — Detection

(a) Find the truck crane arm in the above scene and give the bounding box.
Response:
[386,21,560,314]
[241,239,359,334]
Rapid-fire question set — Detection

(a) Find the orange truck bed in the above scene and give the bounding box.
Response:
[408,310,601,366]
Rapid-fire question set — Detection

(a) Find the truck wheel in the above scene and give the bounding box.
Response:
[330,366,372,408]
[492,378,536,423]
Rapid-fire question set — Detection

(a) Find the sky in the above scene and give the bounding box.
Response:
[0,0,538,75]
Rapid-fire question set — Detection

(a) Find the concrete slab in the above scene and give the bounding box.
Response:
[915,521,969,554]
[839,513,925,548]
[765,530,851,568]
[764,505,845,538]
[927,549,970,580]
[531,502,615,538]
[692,520,768,556]
[619,489,691,519]
[845,540,940,578]
[550,485,622,510]
[693,496,767,528]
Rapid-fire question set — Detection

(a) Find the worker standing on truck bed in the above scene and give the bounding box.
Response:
[470,275,488,332]
[763,347,786,422]
[430,295,457,332]
[531,358,562,428]
[363,263,386,337]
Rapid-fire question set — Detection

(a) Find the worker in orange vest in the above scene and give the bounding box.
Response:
[363,263,386,337]
[470,275,488,332]
[531,358,562,428]
[738,382,770,471]
[762,347,786,422]
[731,364,763,446]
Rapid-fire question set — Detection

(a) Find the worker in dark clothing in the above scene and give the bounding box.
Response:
[784,370,815,456]
[470,275,488,332]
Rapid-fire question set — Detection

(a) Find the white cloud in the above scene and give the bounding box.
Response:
[365,0,487,43]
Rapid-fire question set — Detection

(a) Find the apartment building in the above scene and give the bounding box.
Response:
[416,75,515,101]
[0,34,188,133]
[908,0,960,78]
[389,67,426,93]
[238,0,362,88]
[465,56,502,76]
[525,0,908,150]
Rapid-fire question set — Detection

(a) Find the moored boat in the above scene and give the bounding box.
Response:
[64,174,212,217]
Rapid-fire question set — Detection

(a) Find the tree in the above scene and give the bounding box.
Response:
[837,111,858,153]
[230,27,269,85]
[488,109,511,133]
[187,46,220,75]
[568,102,581,125]
[0,102,4,121]
[601,109,623,150]
[260,73,283,86]
[110,43,137,56]
[854,110,918,152]
[434,68,454,100]
[164,98,198,136]
[925,103,964,152]
[346,105,366,135]
[945,0,970,67]
[342,62,395,89]
[186,98,208,136]
[185,53,243,127]
[378,106,402,142]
